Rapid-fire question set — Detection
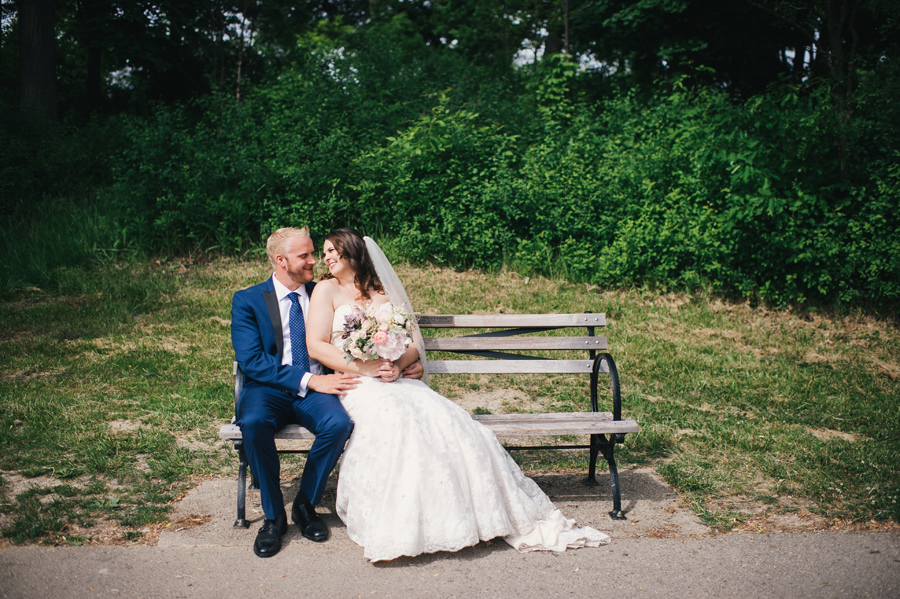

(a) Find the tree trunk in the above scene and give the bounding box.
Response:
[86,45,102,108]
[81,0,103,112]
[821,0,860,173]
[791,45,806,83]
[19,0,58,123]
[235,1,249,102]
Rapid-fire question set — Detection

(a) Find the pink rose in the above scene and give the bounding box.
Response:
[373,331,388,345]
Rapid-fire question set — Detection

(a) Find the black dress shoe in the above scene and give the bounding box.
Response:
[253,511,287,558]
[291,492,329,542]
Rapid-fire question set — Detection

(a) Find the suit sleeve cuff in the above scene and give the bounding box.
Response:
[298,372,313,397]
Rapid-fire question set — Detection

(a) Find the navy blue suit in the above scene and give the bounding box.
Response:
[231,277,353,520]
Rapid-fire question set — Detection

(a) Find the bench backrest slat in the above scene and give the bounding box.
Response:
[418,313,610,377]
[426,359,609,375]
[418,313,605,328]
[424,336,608,352]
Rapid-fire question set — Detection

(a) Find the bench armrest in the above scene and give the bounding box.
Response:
[591,353,622,421]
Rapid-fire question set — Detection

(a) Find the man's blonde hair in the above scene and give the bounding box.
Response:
[266,226,311,268]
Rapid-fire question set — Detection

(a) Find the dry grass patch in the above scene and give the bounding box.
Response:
[108,419,143,433]
[871,358,900,380]
[805,427,859,442]
[84,330,190,356]
[1,472,92,497]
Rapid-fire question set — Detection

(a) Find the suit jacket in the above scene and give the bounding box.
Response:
[231,277,317,396]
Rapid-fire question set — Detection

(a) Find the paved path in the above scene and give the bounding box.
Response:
[2,532,898,598]
[2,473,898,598]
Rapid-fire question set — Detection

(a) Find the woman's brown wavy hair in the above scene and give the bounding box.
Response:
[322,227,384,301]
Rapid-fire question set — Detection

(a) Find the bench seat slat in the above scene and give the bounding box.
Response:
[426,359,609,374]
[475,416,640,436]
[219,423,315,441]
[219,412,638,441]
[424,336,608,351]
[473,412,617,423]
[418,314,606,328]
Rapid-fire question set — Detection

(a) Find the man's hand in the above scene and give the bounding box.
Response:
[401,360,425,380]
[307,373,361,396]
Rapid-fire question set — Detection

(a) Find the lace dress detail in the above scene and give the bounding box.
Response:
[331,304,610,561]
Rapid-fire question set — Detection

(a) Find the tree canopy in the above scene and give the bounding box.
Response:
[2,0,899,309]
[5,0,897,118]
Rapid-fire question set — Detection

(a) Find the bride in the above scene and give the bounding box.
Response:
[306,227,610,562]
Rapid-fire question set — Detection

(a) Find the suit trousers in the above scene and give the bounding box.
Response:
[236,381,353,520]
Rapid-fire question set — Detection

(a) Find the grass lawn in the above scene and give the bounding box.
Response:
[1,256,898,545]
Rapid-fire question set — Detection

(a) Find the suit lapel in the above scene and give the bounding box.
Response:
[262,286,283,359]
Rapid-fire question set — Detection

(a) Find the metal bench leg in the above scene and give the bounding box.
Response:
[599,441,627,520]
[584,433,600,486]
[234,441,250,529]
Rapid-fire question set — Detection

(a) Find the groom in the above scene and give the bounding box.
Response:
[231,226,422,558]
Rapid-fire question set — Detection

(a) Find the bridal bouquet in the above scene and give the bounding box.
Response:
[338,303,416,364]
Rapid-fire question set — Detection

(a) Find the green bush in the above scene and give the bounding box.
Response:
[110,22,507,253]
[100,34,900,310]
[353,96,523,267]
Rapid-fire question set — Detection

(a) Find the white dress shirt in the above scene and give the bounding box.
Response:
[272,274,324,397]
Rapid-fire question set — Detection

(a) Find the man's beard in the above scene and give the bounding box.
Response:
[287,263,313,285]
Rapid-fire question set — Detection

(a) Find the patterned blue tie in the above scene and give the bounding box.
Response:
[288,292,311,373]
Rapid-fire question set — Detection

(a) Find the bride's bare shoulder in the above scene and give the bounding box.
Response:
[369,290,391,306]
[310,278,340,303]
[315,278,340,291]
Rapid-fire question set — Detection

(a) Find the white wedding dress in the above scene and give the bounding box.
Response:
[331,304,610,562]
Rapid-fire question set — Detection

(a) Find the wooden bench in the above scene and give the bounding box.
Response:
[219,312,638,528]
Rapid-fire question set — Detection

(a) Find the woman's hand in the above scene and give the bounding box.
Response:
[377,359,401,383]
[355,359,385,379]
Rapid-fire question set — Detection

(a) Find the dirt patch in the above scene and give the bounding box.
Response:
[133,453,152,473]
[109,419,143,433]
[454,388,545,415]
[705,489,900,535]
[175,431,229,453]
[0,471,121,548]
[0,471,93,498]
[735,511,900,535]
[806,427,859,442]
